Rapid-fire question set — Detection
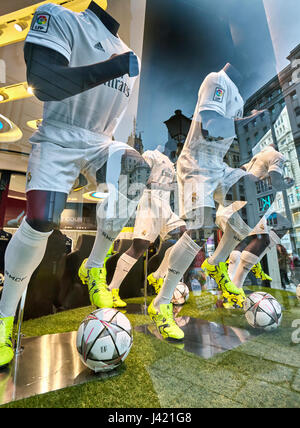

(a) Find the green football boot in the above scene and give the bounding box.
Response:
[111,289,127,308]
[251,262,272,282]
[0,316,14,367]
[201,259,245,309]
[78,259,113,308]
[148,301,184,340]
[147,273,164,294]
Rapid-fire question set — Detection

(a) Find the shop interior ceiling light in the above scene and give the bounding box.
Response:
[0,82,35,104]
[26,86,34,95]
[0,113,23,142]
[14,20,29,32]
[0,0,93,48]
[83,191,108,202]
[0,91,8,102]
[26,119,42,130]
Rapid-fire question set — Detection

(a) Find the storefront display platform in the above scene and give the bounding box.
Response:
[0,331,123,406]
[135,316,260,359]
[0,311,260,406]
[0,302,147,405]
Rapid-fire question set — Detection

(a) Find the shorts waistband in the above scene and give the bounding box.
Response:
[42,120,112,142]
[144,189,171,201]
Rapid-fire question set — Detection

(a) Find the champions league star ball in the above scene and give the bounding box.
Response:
[296,284,300,301]
[243,292,282,331]
[76,308,133,372]
[171,282,190,305]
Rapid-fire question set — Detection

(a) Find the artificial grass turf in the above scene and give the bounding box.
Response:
[1,286,300,408]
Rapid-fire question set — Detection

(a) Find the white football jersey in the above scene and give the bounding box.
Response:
[143,150,175,189]
[243,146,285,179]
[26,3,139,146]
[178,69,244,173]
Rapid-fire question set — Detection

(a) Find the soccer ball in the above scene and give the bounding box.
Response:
[296,284,300,301]
[171,282,190,305]
[243,292,282,331]
[76,308,133,372]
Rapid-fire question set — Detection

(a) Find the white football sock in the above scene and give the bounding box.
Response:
[251,230,279,265]
[153,232,200,309]
[208,224,240,265]
[227,250,242,280]
[85,227,118,269]
[152,245,173,279]
[232,250,260,289]
[108,253,137,290]
[0,219,52,318]
[86,191,138,269]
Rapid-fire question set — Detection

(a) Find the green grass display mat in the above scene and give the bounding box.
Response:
[1,286,299,408]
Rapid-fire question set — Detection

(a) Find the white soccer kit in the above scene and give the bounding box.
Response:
[242,145,285,179]
[177,69,246,227]
[133,150,185,242]
[25,3,139,193]
[216,146,286,239]
[244,145,285,236]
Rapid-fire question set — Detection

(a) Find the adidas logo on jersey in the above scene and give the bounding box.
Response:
[104,78,130,98]
[94,42,105,52]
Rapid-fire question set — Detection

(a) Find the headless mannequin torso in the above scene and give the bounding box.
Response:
[24,1,138,102]
[87,1,119,36]
[24,1,140,232]
[200,62,243,140]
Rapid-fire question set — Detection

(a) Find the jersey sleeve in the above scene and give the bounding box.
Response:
[25,3,73,62]
[268,152,285,175]
[197,72,228,117]
[240,160,251,171]
[142,151,155,169]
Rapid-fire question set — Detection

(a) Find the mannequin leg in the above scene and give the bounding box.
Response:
[151,245,174,280]
[152,231,200,309]
[0,190,67,318]
[78,148,151,308]
[233,234,271,288]
[109,239,150,290]
[0,190,66,367]
[208,223,241,265]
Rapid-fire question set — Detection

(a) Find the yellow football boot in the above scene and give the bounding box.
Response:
[111,289,127,308]
[0,316,14,367]
[148,301,184,340]
[201,259,245,309]
[147,273,164,294]
[251,262,272,281]
[78,259,113,308]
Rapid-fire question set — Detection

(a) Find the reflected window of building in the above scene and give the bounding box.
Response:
[277,197,282,209]
[289,193,295,205]
[257,193,275,212]
[255,177,272,194]
[267,213,278,227]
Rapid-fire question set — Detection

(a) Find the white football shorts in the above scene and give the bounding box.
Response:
[26,135,134,194]
[132,190,185,242]
[177,161,247,229]
[216,202,269,241]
